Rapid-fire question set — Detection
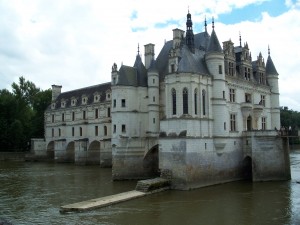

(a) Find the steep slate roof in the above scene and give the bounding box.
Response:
[206,29,223,53]
[117,54,147,87]
[155,31,211,81]
[266,55,279,75]
[48,82,111,110]
[177,45,209,74]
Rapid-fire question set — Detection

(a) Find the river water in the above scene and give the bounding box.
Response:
[0,150,300,225]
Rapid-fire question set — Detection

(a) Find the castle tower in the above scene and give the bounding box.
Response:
[205,20,228,138]
[147,57,159,136]
[266,47,280,129]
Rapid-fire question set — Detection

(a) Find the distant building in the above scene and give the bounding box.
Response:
[33,11,290,190]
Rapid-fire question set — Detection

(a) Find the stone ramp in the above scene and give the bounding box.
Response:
[60,190,145,213]
[60,178,170,213]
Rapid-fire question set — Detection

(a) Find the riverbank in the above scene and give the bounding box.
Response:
[0,152,26,161]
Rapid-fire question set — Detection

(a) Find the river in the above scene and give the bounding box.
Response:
[0,150,299,225]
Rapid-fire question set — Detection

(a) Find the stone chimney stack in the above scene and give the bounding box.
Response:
[144,43,155,69]
[51,84,62,101]
[173,28,185,49]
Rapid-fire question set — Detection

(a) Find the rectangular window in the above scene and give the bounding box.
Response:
[260,95,266,106]
[229,89,235,102]
[80,127,82,136]
[230,114,236,131]
[95,109,98,119]
[59,128,61,137]
[153,96,155,102]
[83,111,86,120]
[153,118,155,124]
[62,113,65,122]
[122,124,126,133]
[219,65,222,74]
[224,122,226,130]
[244,67,251,81]
[107,107,111,117]
[153,78,155,84]
[121,99,126,107]
[223,91,225,99]
[262,117,266,130]
[171,64,175,73]
[245,93,251,103]
[72,112,75,121]
[104,126,107,136]
[72,127,74,136]
[52,128,54,137]
[95,126,98,136]
[113,99,116,108]
[52,114,55,123]
[113,125,116,133]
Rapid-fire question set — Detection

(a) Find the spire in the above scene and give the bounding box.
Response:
[207,21,223,53]
[212,17,215,29]
[205,16,207,33]
[239,31,242,47]
[266,46,279,75]
[186,9,195,53]
[137,43,140,56]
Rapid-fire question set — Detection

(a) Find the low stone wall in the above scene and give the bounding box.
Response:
[0,152,26,161]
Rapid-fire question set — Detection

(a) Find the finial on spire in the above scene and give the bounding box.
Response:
[212,17,215,29]
[205,16,207,32]
[268,45,270,55]
[239,31,242,47]
[137,43,140,55]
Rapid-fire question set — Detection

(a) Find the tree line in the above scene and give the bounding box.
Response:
[0,77,52,151]
[0,76,299,151]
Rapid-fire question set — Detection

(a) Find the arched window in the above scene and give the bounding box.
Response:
[183,88,188,114]
[172,88,176,115]
[194,88,198,115]
[202,89,206,116]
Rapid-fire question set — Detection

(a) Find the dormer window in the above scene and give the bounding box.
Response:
[82,96,88,105]
[51,103,55,109]
[71,97,77,106]
[106,91,111,100]
[94,92,101,103]
[61,100,66,108]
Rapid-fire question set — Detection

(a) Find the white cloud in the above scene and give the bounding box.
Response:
[0,0,299,111]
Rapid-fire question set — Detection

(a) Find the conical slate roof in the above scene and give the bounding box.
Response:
[206,29,223,53]
[266,55,279,75]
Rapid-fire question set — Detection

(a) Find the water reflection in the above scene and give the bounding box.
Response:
[0,151,299,225]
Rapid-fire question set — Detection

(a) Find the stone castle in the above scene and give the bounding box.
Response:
[31,12,291,190]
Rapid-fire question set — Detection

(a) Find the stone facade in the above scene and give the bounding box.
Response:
[32,12,290,190]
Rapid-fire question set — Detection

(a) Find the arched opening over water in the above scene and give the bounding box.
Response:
[242,156,253,180]
[143,144,159,177]
[66,141,75,163]
[46,141,55,160]
[87,140,100,165]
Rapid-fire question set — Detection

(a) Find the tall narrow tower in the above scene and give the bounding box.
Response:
[205,20,228,138]
[186,9,195,53]
[266,47,280,129]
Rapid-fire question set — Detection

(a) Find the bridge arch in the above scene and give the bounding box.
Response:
[66,141,75,163]
[242,156,253,180]
[46,141,55,160]
[87,140,101,165]
[143,144,159,177]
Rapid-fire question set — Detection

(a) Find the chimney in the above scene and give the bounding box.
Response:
[144,43,155,69]
[51,84,62,101]
[173,28,185,49]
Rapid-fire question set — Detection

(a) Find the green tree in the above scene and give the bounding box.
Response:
[0,77,51,151]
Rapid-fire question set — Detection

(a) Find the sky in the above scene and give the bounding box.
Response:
[0,0,300,110]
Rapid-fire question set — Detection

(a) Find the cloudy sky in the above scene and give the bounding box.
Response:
[0,0,300,110]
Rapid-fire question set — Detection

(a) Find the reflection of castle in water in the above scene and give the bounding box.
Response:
[31,11,290,190]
